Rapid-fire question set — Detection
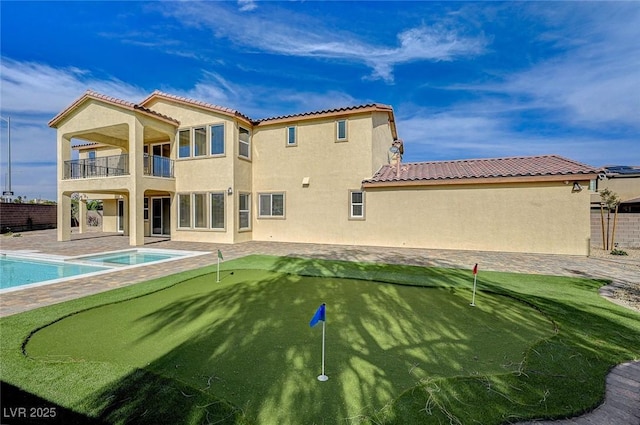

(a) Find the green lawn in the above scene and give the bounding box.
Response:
[1,255,639,425]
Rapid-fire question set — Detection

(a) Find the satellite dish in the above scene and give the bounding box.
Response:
[598,173,607,181]
[389,146,399,154]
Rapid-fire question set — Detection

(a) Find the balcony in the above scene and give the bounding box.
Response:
[63,154,174,179]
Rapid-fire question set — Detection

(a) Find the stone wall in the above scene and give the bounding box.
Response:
[0,203,57,233]
[591,211,640,249]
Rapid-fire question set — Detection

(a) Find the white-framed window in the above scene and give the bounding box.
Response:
[349,190,364,219]
[144,197,149,221]
[178,194,191,227]
[336,119,348,141]
[178,130,190,158]
[193,193,207,228]
[258,193,285,218]
[210,124,225,155]
[194,127,207,157]
[239,127,251,159]
[178,124,226,159]
[210,192,225,229]
[239,193,251,230]
[286,126,297,146]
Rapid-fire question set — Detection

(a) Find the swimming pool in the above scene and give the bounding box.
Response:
[1,256,109,290]
[74,250,180,266]
[0,248,209,292]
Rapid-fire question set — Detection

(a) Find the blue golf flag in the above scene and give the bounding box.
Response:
[309,303,326,327]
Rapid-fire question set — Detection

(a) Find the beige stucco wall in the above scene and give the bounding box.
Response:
[251,179,593,255]
[102,199,118,233]
[251,113,393,244]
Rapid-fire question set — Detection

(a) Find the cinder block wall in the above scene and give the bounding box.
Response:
[0,203,57,233]
[591,212,640,249]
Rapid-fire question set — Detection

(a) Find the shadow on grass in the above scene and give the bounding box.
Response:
[86,369,246,425]
[0,381,108,425]
[382,274,640,424]
[21,256,640,425]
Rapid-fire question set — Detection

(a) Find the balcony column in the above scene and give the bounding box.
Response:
[57,192,72,241]
[128,118,145,246]
[78,197,87,234]
[57,134,72,241]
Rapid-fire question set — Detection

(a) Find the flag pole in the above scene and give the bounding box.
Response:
[318,320,328,381]
[470,263,478,307]
[216,250,223,282]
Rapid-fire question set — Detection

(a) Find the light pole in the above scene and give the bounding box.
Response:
[0,115,12,199]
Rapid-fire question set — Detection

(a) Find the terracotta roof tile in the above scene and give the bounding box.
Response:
[256,103,394,123]
[139,90,254,123]
[363,155,599,186]
[49,90,179,127]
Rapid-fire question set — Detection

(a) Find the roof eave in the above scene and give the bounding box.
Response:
[255,104,395,127]
[362,173,600,188]
[49,91,180,128]
[140,91,254,125]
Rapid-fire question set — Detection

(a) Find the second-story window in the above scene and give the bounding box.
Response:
[336,119,348,141]
[178,130,190,158]
[239,127,250,159]
[287,126,297,146]
[194,127,207,157]
[210,124,225,155]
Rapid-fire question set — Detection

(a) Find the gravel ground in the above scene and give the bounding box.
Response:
[590,248,640,311]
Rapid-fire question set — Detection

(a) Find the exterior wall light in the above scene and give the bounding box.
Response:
[572,182,583,192]
[227,187,233,195]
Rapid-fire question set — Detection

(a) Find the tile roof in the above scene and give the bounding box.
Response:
[48,90,179,127]
[363,155,600,186]
[139,90,254,123]
[256,103,394,124]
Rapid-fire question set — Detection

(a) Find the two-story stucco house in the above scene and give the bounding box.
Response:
[50,90,599,255]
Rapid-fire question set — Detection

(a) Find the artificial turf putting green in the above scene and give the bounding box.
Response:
[25,268,553,425]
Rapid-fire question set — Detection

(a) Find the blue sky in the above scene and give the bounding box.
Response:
[1,1,639,201]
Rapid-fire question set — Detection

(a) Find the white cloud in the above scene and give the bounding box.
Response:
[459,3,640,129]
[237,0,257,12]
[0,57,147,115]
[161,3,487,82]
[396,108,635,167]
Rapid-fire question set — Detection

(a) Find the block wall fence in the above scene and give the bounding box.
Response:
[591,211,640,249]
[0,203,57,233]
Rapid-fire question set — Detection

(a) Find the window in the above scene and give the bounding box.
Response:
[239,127,250,159]
[210,124,225,155]
[194,127,207,157]
[193,193,207,228]
[350,190,364,219]
[259,193,285,217]
[88,150,96,159]
[178,194,191,227]
[144,197,149,221]
[178,130,190,158]
[336,119,347,141]
[239,193,251,229]
[286,126,297,146]
[211,193,225,229]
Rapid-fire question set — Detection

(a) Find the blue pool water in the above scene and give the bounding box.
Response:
[1,249,193,291]
[78,251,179,266]
[1,257,109,290]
